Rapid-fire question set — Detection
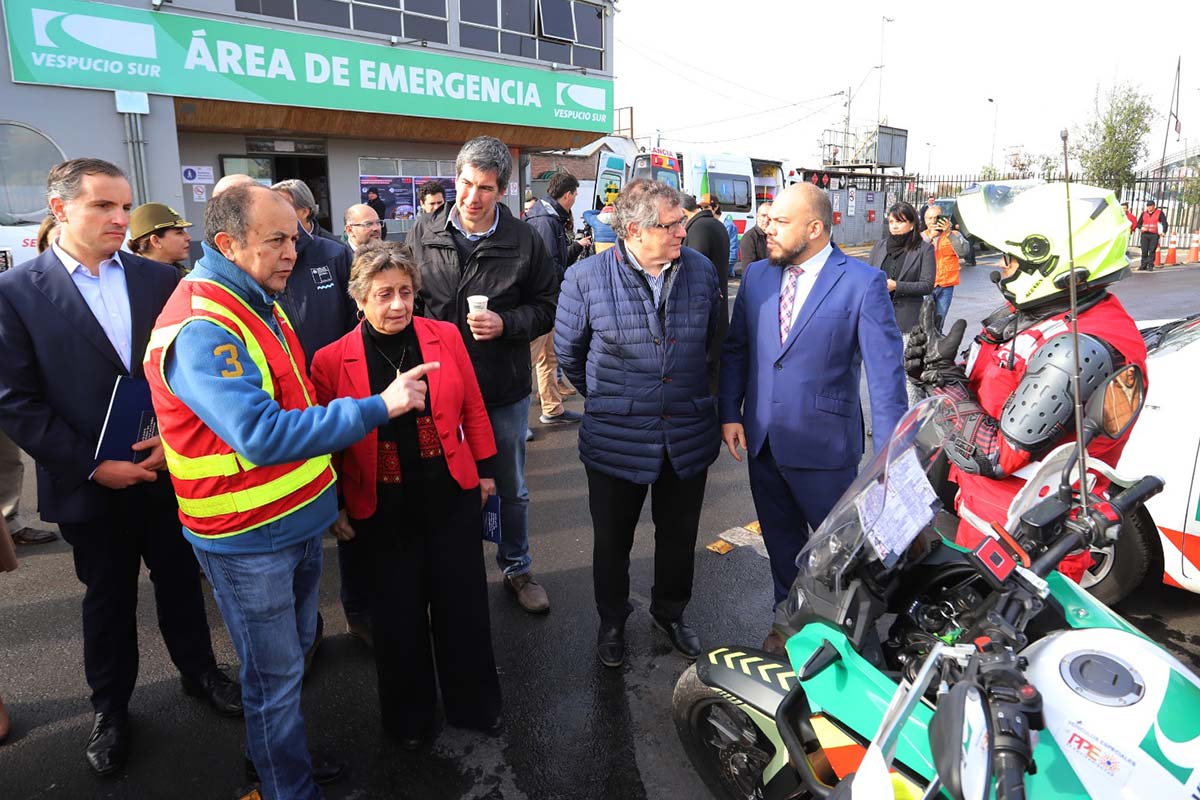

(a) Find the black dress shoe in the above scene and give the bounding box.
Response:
[651,615,701,661]
[245,750,345,785]
[85,711,130,776]
[597,623,625,668]
[182,666,244,717]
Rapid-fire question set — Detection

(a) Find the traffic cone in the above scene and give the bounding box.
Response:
[1188,232,1199,264]
[1165,232,1178,266]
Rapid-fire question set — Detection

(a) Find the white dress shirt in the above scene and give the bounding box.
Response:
[779,241,833,331]
[53,241,133,372]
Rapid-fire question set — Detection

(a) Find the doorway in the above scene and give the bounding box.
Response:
[219,154,334,233]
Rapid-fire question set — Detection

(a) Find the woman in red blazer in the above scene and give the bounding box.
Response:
[310,241,501,749]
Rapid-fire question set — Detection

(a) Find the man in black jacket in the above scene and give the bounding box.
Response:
[407,136,559,614]
[737,201,771,275]
[273,180,369,644]
[525,172,591,425]
[681,194,730,394]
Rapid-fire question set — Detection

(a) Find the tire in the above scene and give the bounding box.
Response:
[672,664,788,800]
[1081,508,1157,605]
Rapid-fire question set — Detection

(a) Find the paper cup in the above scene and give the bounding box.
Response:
[467,295,489,314]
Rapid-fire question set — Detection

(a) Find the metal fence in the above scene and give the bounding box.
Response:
[903,172,1200,238]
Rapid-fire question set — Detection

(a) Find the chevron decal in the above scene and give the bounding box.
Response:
[723,651,747,670]
[708,647,731,665]
[759,662,785,682]
[740,655,764,676]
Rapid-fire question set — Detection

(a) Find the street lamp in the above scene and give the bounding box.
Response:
[877,16,894,126]
[925,142,936,176]
[988,98,999,170]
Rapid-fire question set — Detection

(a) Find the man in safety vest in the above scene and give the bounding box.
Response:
[145,184,436,800]
[1136,199,1167,271]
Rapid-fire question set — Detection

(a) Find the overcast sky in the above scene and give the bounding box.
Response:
[611,1,1199,175]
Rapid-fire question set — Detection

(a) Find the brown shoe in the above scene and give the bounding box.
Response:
[505,572,550,614]
[556,380,577,396]
[762,630,788,657]
[11,526,58,545]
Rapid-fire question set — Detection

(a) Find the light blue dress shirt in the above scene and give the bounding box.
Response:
[449,205,500,240]
[52,241,133,372]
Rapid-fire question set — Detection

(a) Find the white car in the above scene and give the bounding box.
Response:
[1084,312,1200,603]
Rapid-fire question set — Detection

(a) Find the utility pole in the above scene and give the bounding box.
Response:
[877,16,893,129]
[988,98,998,170]
[844,85,852,165]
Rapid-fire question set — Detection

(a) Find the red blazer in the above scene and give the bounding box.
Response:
[310,317,497,520]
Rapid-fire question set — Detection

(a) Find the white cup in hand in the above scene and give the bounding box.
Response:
[467,295,489,315]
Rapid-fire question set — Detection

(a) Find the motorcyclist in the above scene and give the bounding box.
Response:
[905,181,1148,580]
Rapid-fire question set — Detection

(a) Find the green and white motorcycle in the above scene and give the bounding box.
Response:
[672,372,1200,799]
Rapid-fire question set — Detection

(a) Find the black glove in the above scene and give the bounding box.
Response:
[915,298,969,388]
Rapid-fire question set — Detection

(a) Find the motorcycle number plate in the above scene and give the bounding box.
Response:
[973,537,1016,584]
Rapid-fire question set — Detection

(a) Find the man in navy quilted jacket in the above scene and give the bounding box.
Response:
[555,179,721,669]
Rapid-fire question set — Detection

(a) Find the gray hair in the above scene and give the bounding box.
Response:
[612,179,683,240]
[271,178,318,217]
[204,183,273,248]
[46,158,126,205]
[455,135,512,187]
[348,241,421,302]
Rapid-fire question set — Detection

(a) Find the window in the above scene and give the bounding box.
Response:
[460,24,498,52]
[360,158,400,175]
[537,0,576,41]
[572,44,601,70]
[298,0,350,27]
[0,122,65,225]
[500,32,537,58]
[709,172,751,213]
[404,0,445,15]
[353,5,403,35]
[401,159,437,175]
[438,160,456,176]
[235,0,295,19]
[501,0,535,33]
[573,1,601,47]
[404,12,448,42]
[460,0,497,26]
[537,38,570,64]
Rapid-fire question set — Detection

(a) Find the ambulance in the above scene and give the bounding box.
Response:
[630,149,782,235]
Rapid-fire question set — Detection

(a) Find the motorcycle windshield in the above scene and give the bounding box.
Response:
[795,396,957,601]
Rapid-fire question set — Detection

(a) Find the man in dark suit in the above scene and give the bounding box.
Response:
[681,193,730,395]
[0,159,240,776]
[719,183,908,650]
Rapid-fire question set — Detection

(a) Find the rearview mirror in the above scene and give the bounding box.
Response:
[929,682,993,800]
[1085,364,1145,440]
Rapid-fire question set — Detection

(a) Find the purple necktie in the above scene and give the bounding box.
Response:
[778,265,804,343]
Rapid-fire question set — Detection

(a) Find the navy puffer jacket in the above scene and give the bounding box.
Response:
[555,243,722,484]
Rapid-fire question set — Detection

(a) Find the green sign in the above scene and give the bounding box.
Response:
[2,0,612,132]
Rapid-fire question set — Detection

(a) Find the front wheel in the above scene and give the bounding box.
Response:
[672,664,782,800]
[1081,507,1157,605]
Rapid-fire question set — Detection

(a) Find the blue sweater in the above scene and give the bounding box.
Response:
[164,244,389,554]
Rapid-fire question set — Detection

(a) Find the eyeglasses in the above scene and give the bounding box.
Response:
[347,221,383,229]
[649,218,687,232]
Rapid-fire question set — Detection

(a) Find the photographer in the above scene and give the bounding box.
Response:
[922,204,969,332]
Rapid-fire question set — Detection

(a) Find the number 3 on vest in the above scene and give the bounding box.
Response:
[213,344,244,378]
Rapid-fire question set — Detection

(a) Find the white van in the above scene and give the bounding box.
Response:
[0,223,40,272]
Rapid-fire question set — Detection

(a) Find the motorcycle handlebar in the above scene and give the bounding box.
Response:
[1030,475,1164,578]
[1107,475,1164,518]
[994,752,1028,800]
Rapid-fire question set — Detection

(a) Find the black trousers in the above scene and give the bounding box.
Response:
[58,482,216,714]
[1141,232,1160,269]
[357,479,501,739]
[586,460,709,627]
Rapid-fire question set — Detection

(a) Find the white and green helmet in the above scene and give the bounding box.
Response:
[956,180,1131,309]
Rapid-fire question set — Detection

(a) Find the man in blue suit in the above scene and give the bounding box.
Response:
[0,159,239,775]
[719,183,907,646]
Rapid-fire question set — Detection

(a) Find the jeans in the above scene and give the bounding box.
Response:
[193,537,323,800]
[932,285,955,332]
[486,396,532,577]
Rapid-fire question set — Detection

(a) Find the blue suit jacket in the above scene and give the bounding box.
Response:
[0,248,179,523]
[718,245,907,470]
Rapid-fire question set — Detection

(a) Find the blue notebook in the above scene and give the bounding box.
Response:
[482,494,502,543]
[94,376,158,463]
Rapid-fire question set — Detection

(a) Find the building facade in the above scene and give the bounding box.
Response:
[0,0,614,264]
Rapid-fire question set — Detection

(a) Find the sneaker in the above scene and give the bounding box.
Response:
[539,409,582,425]
[504,572,550,614]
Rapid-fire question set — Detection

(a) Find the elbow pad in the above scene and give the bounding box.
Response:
[999,333,1115,453]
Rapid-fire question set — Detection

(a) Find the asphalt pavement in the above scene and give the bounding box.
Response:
[1,252,1198,799]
